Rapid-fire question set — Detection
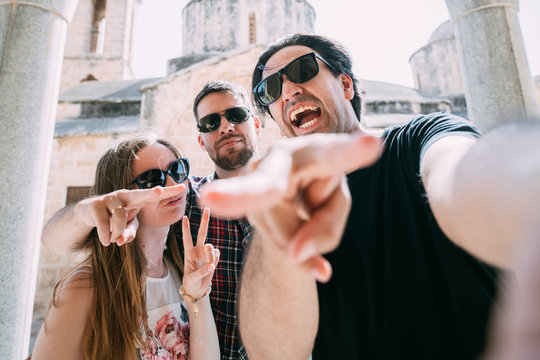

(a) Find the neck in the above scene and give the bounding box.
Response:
[137,225,169,278]
[349,122,365,135]
[345,110,364,135]
[215,166,247,179]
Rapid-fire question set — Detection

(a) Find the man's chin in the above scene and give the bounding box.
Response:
[214,150,252,171]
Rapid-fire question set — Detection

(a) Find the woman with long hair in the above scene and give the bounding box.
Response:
[31,136,220,360]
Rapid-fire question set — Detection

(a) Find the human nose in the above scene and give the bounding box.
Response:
[164,172,177,187]
[219,115,235,134]
[281,76,302,103]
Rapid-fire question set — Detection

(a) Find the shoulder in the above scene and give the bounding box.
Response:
[398,112,478,139]
[31,268,94,359]
[383,112,478,158]
[53,268,94,306]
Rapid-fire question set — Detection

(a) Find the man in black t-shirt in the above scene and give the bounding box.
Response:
[200,34,531,360]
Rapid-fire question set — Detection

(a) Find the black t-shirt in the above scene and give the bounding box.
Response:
[313,113,499,360]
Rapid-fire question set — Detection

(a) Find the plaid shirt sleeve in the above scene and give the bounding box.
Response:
[182,175,252,360]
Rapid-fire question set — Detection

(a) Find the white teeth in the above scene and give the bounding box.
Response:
[290,105,320,122]
[299,117,319,129]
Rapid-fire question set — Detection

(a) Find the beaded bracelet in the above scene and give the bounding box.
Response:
[179,285,211,344]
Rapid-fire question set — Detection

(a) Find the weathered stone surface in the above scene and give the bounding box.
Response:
[0,1,77,357]
[60,0,137,92]
[182,0,315,55]
[167,52,223,74]
[445,0,539,131]
[410,20,464,95]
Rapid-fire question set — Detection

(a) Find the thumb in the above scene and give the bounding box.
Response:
[118,216,139,245]
[186,263,215,283]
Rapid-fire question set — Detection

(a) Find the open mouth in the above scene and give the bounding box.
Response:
[290,105,321,129]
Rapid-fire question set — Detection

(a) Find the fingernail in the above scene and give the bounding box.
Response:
[293,241,317,264]
[207,264,215,272]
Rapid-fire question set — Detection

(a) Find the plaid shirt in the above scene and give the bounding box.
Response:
[180,174,251,360]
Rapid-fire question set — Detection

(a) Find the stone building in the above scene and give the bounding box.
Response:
[31,0,315,343]
[30,0,540,348]
[410,18,540,118]
[409,19,468,118]
[60,0,138,93]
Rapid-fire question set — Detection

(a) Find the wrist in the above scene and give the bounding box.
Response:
[73,200,96,229]
[179,285,211,306]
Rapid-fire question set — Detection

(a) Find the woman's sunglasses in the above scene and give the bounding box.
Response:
[253,52,337,106]
[131,158,190,189]
[197,106,252,133]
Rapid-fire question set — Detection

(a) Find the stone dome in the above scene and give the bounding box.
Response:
[428,19,454,44]
[409,19,463,95]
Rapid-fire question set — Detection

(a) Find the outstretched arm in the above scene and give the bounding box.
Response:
[200,133,383,359]
[421,122,540,269]
[41,185,185,253]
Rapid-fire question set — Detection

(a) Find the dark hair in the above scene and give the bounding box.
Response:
[252,33,362,121]
[193,80,251,119]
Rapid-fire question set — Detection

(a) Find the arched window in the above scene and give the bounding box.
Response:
[249,12,256,44]
[90,0,107,54]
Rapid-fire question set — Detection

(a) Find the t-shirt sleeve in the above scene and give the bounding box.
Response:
[383,112,481,181]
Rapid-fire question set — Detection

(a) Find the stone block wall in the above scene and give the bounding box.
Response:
[409,38,464,95]
[60,0,136,92]
[60,57,134,93]
[63,0,93,56]
[183,0,315,55]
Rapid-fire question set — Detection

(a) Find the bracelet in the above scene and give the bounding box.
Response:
[178,285,211,305]
[179,285,211,344]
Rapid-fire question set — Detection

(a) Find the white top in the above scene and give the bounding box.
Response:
[138,257,190,360]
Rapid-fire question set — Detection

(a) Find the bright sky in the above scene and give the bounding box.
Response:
[132,0,540,88]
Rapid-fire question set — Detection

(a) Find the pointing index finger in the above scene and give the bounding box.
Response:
[200,133,383,217]
[119,184,186,210]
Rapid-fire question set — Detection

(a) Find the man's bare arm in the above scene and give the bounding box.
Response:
[200,133,383,358]
[239,230,318,360]
[422,122,540,268]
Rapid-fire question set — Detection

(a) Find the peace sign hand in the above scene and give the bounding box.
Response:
[181,207,220,299]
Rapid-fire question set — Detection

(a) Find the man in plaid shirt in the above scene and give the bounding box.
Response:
[41,80,261,359]
[185,80,262,359]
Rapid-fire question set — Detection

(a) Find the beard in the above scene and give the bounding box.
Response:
[212,145,254,171]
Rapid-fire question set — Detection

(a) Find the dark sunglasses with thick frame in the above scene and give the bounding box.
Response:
[196,106,252,133]
[131,157,190,189]
[253,52,338,106]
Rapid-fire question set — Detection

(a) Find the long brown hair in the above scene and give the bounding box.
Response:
[52,136,185,360]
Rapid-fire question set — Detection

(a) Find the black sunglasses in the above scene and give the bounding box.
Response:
[197,106,252,133]
[131,158,190,189]
[253,52,337,106]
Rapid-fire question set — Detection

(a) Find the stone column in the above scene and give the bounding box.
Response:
[0,0,77,358]
[445,0,539,131]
